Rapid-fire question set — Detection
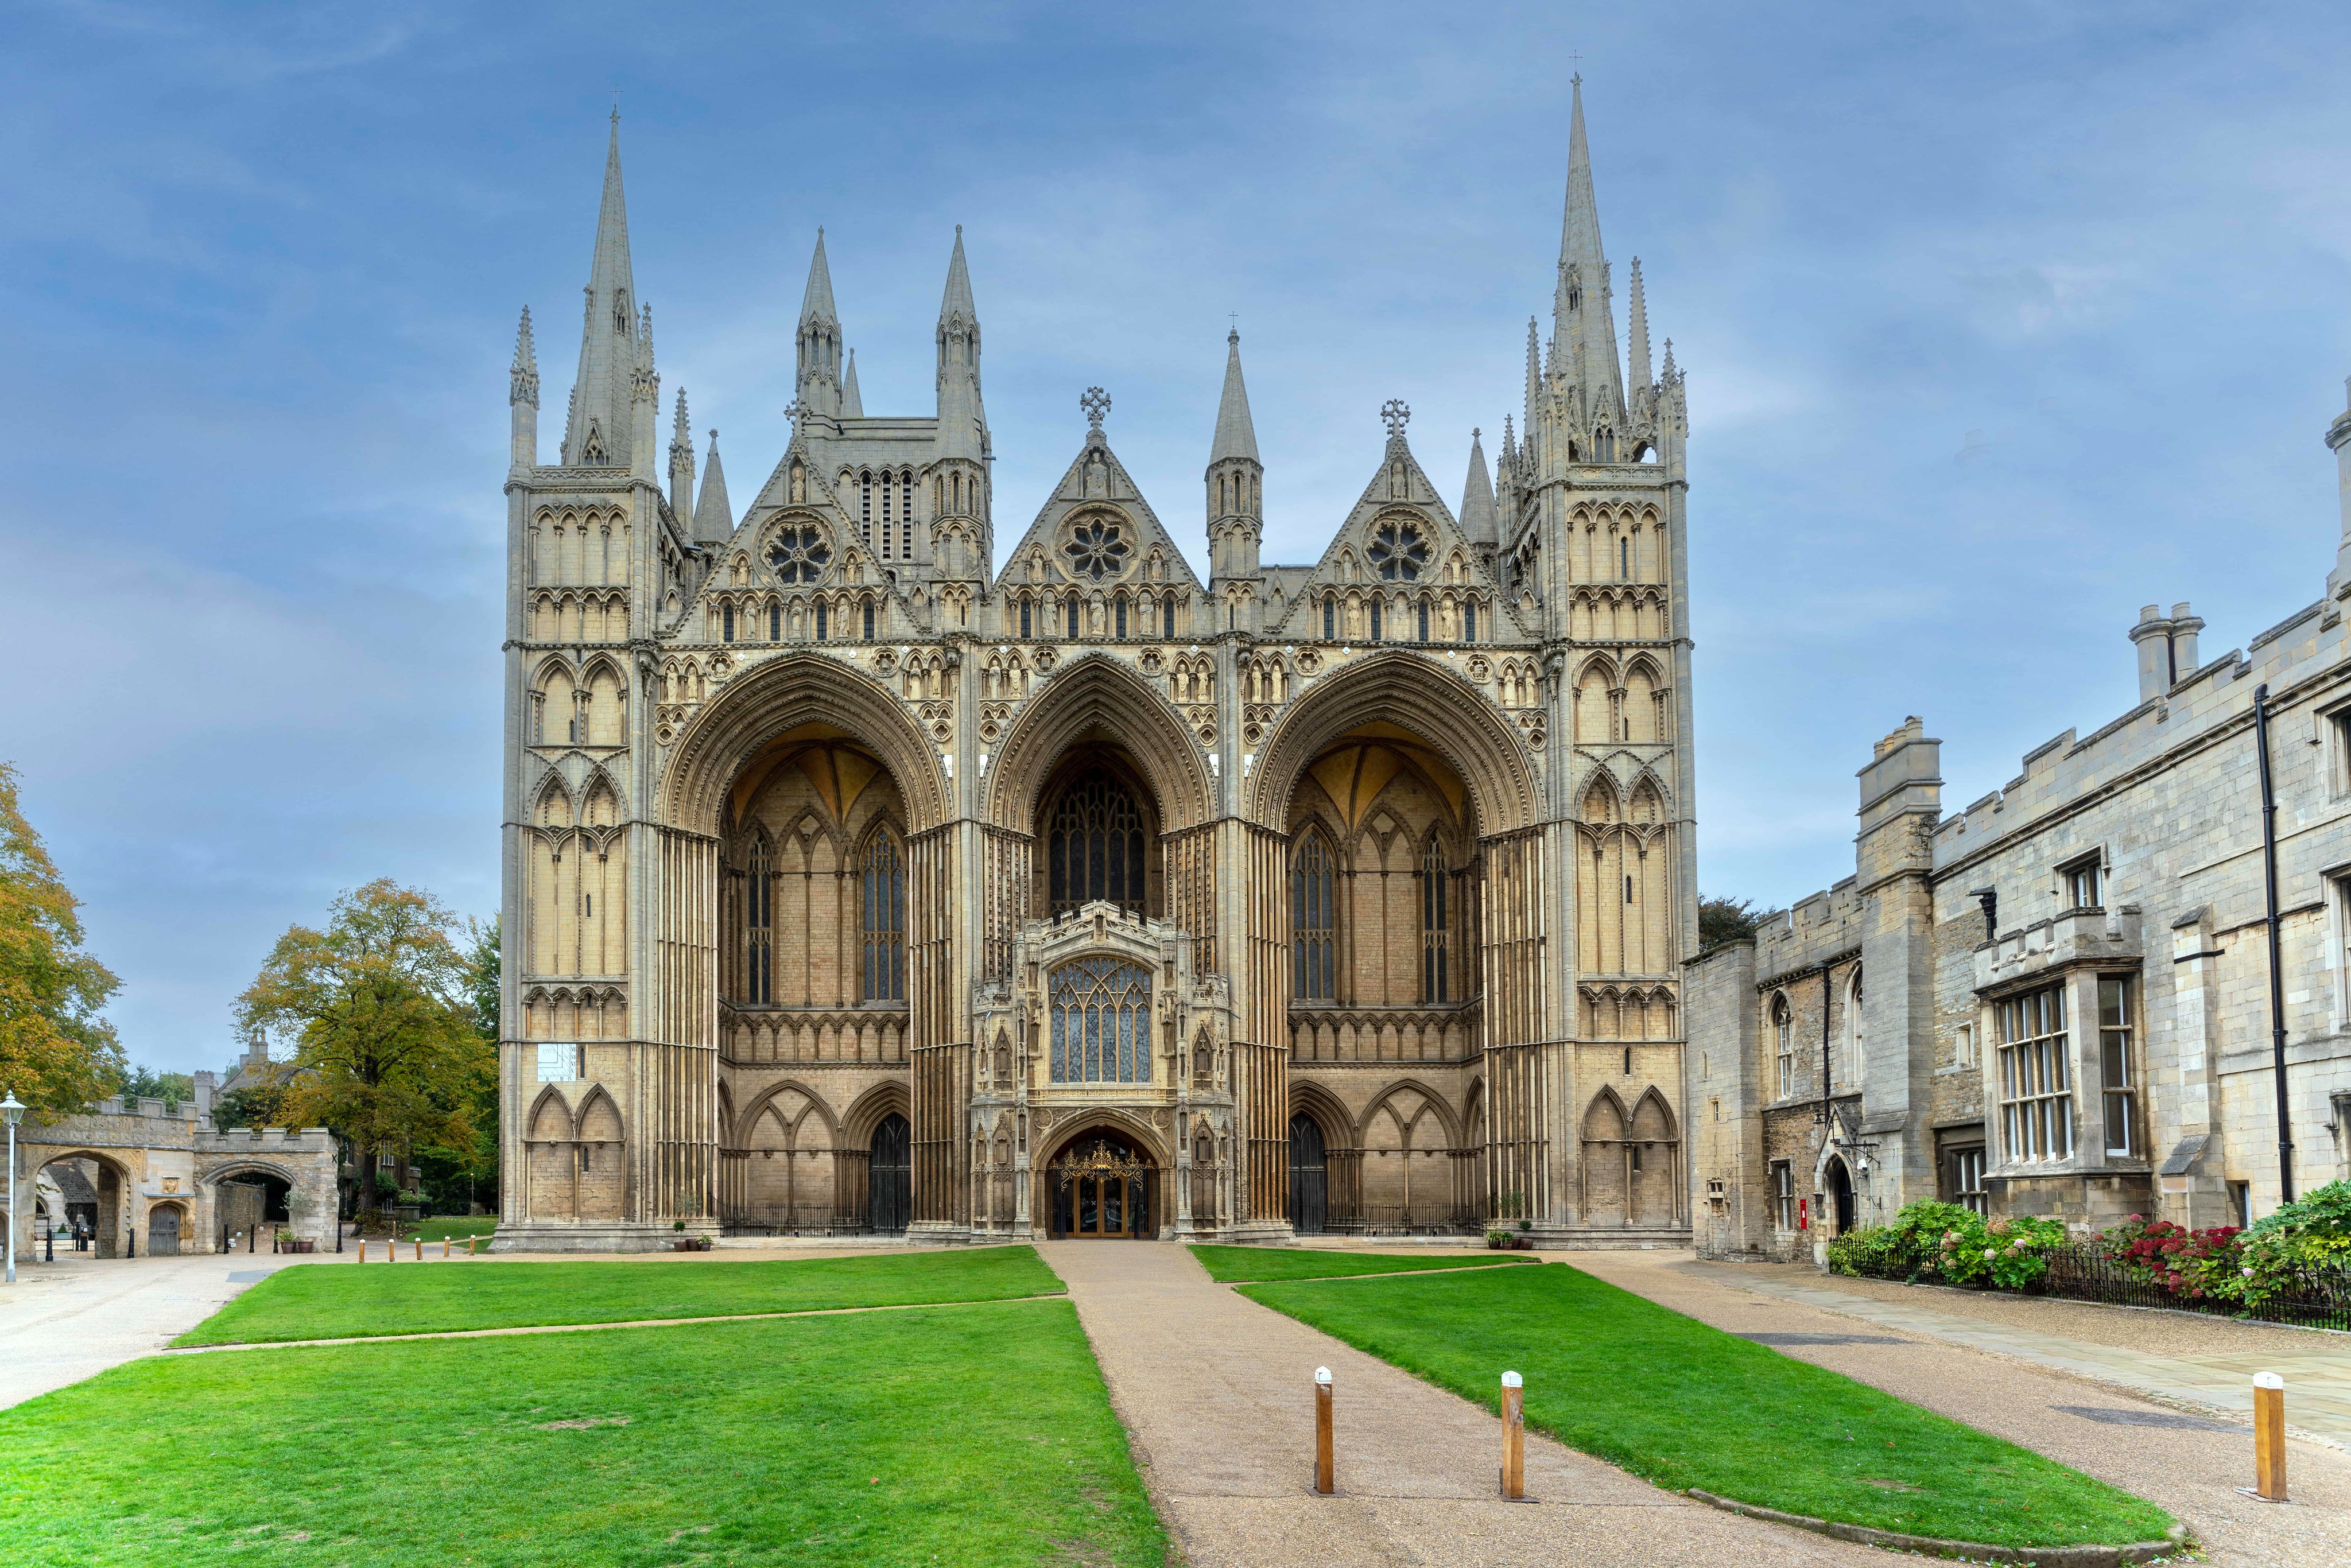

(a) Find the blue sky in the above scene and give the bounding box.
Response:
[5,2,2349,1074]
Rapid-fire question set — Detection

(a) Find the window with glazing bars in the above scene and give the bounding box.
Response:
[1019,596,1033,638]
[1997,983,2072,1162]
[1292,830,1336,1000]
[2064,857,2104,910]
[859,471,872,548]
[1322,596,1336,641]
[744,839,773,1004]
[1773,995,1794,1097]
[1066,596,1081,639]
[899,471,915,559]
[1419,837,1447,1002]
[1114,596,1127,639]
[2100,974,2136,1155]
[878,471,893,559]
[1463,599,1476,641]
[1771,1161,1795,1229]
[1162,596,1176,638]
[1048,957,1151,1083]
[1417,600,1430,642]
[1046,769,1146,916]
[861,826,905,1001]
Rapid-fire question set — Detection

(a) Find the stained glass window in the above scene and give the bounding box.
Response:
[1049,957,1152,1084]
[862,826,905,1001]
[1293,830,1336,1000]
[1046,768,1147,917]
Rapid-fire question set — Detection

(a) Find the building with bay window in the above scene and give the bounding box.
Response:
[1689,367,2351,1256]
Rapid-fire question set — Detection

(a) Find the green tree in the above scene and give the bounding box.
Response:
[414,919,501,1214]
[1698,894,1776,954]
[118,1064,195,1109]
[0,762,125,1116]
[234,880,492,1217]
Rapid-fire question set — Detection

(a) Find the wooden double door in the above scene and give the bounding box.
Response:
[1048,1131,1154,1239]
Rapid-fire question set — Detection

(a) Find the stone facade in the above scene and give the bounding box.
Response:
[10,1088,338,1259]
[495,86,1704,1251]
[1691,370,2351,1257]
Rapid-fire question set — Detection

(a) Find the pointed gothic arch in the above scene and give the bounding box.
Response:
[984,650,1213,833]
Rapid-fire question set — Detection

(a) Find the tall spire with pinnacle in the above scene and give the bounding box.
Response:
[1206,327,1264,585]
[669,386,695,520]
[1553,76,1626,437]
[509,306,539,471]
[631,302,661,482]
[693,429,733,545]
[934,227,986,464]
[841,348,864,418]
[561,111,641,467]
[1460,428,1498,548]
[796,230,842,420]
[1625,257,1652,392]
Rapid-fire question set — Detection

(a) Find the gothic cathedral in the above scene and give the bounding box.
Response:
[497,83,1696,1249]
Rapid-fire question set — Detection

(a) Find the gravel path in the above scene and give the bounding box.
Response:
[1573,1249,2351,1568]
[1041,1240,1877,1567]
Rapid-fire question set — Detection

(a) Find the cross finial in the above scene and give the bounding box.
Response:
[1380,398,1410,438]
[1080,386,1111,430]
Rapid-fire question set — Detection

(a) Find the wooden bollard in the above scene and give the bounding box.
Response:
[468,1236,479,1256]
[356,1240,366,1264]
[1313,1367,1334,1496]
[2253,1371,2287,1502]
[443,1237,451,1258]
[414,1239,422,1262]
[1500,1370,1526,1500]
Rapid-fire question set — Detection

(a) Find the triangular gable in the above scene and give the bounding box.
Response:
[1266,438,1531,641]
[992,437,1205,596]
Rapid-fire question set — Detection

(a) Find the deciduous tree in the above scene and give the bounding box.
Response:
[0,762,125,1116]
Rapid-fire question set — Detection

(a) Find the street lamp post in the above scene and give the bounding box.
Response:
[2,1092,25,1286]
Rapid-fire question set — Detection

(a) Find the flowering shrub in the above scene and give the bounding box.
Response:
[2234,1181,2351,1303]
[2098,1214,2243,1299]
[1827,1200,2065,1289]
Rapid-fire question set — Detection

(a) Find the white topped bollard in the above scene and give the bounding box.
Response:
[1500,1371,1526,1500]
[1313,1367,1334,1496]
[2252,1371,2287,1503]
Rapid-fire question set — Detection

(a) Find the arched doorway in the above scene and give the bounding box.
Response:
[1046,1130,1155,1239]
[215,1171,290,1250]
[1288,1113,1328,1234]
[868,1113,911,1234]
[1825,1156,1855,1235]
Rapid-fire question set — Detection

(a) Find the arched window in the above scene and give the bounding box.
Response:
[1114,595,1128,640]
[1019,595,1032,639]
[767,603,781,642]
[859,469,874,549]
[721,602,735,643]
[878,469,893,559]
[900,469,915,559]
[1291,830,1336,1001]
[1046,768,1146,917]
[1845,966,1864,1088]
[862,826,906,1001]
[861,598,875,640]
[1065,595,1081,639]
[1463,598,1477,642]
[1420,836,1448,1002]
[1162,596,1176,639]
[1772,994,1794,1098]
[745,838,774,1004]
[1048,957,1151,1084]
[1416,599,1430,643]
[1322,595,1336,641]
[1368,598,1383,641]
[814,600,829,640]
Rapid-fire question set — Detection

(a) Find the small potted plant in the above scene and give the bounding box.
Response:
[1485,1227,1512,1251]
[1514,1218,1535,1251]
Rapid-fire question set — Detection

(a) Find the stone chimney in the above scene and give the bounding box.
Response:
[2167,601,2202,680]
[2128,606,2174,702]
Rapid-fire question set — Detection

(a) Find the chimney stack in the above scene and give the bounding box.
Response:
[2128,606,2173,702]
[2168,601,2202,681]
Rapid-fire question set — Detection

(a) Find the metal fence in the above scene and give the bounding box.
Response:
[1836,1240,2351,1332]
[1336,1204,1484,1237]
[721,1206,882,1237]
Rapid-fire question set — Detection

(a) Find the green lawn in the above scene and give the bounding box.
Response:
[179,1246,1063,1345]
[2,1300,1166,1568]
[402,1216,498,1243]
[1188,1243,1541,1283]
[1242,1263,2174,1550]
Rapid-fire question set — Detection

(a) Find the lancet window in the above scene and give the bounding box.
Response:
[1420,836,1448,1003]
[862,826,906,1002]
[1291,830,1336,1002]
[744,837,774,1005]
[1048,957,1152,1084]
[1046,769,1146,917]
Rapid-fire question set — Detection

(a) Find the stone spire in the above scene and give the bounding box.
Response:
[934,227,986,464]
[1626,257,1652,391]
[1460,428,1498,547]
[509,306,539,471]
[561,112,641,467]
[1523,317,1541,461]
[693,429,734,545]
[841,348,864,418]
[630,302,661,482]
[1206,328,1264,585]
[796,230,843,420]
[1553,76,1626,434]
[668,386,695,520]
[1210,327,1260,465]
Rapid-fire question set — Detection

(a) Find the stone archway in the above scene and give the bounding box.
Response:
[1041,1123,1161,1239]
[32,1150,134,1259]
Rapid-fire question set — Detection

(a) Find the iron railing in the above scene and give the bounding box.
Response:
[1833,1240,2351,1332]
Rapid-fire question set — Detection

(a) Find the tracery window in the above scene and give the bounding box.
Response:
[1322,595,1336,641]
[1419,836,1448,1003]
[1162,596,1176,639]
[767,523,831,583]
[1291,830,1336,1001]
[1048,957,1152,1084]
[1064,517,1130,581]
[1046,769,1147,917]
[861,826,906,1002]
[1367,518,1429,581]
[1773,994,1794,1098]
[744,838,774,1004]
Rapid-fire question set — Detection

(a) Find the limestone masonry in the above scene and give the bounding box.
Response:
[497,83,1697,1249]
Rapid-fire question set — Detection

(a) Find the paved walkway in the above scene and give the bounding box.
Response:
[1570,1251,2351,1568]
[0,1249,313,1410]
[1041,1241,1877,1567]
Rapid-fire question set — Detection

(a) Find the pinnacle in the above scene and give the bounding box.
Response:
[800,230,839,325]
[1210,328,1260,468]
[939,227,976,323]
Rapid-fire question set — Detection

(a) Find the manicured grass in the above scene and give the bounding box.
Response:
[1241,1263,2174,1550]
[402,1216,498,1243]
[179,1245,1063,1345]
[1188,1243,1541,1283]
[2,1299,1166,1567]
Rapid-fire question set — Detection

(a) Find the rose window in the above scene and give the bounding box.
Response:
[1367,519,1428,581]
[766,523,831,584]
[1062,518,1130,581]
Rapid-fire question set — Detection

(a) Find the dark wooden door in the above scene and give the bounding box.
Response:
[1288,1113,1327,1234]
[870,1113,911,1234]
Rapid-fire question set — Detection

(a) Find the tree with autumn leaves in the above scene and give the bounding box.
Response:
[0,763,126,1117]
[234,880,496,1220]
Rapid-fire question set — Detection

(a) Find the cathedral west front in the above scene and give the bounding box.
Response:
[496,83,1698,1251]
